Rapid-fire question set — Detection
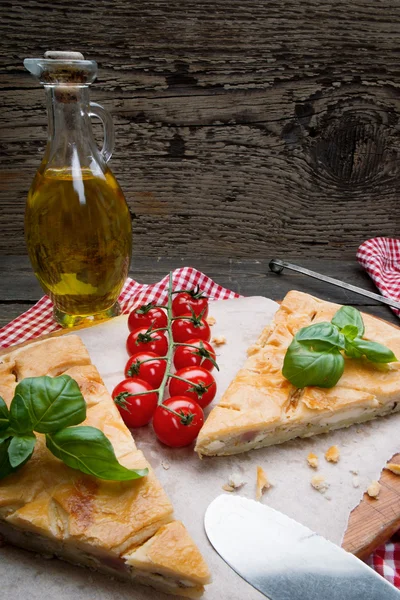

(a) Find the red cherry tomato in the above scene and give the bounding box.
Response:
[152,396,204,447]
[173,338,217,372]
[169,366,217,408]
[127,327,168,356]
[172,314,211,343]
[172,292,209,319]
[112,378,158,428]
[128,304,168,332]
[125,352,166,388]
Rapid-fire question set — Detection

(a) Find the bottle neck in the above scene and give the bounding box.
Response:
[44,86,101,172]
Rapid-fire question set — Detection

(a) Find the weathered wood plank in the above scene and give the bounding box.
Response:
[0,256,397,325]
[343,453,400,560]
[0,304,36,328]
[1,0,400,257]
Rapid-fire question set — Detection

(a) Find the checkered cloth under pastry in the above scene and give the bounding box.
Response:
[0,265,398,588]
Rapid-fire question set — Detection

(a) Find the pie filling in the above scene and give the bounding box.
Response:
[198,400,400,456]
[0,521,201,595]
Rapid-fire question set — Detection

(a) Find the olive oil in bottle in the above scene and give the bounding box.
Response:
[26,166,132,321]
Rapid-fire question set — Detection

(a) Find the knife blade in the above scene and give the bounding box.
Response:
[204,494,400,600]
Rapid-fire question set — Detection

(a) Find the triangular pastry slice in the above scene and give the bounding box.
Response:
[125,521,211,597]
[0,335,210,597]
[195,290,400,457]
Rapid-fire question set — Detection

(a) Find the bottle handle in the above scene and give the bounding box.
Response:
[89,102,115,163]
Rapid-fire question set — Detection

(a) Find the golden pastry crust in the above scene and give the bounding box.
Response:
[307,453,319,469]
[325,445,340,463]
[311,475,329,493]
[195,290,400,457]
[367,480,381,498]
[125,521,211,585]
[385,462,400,475]
[255,466,271,500]
[0,335,209,596]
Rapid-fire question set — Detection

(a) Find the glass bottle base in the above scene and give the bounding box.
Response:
[53,302,121,328]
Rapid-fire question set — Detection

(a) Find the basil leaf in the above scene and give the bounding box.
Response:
[341,324,359,341]
[331,306,365,337]
[283,338,345,388]
[344,337,363,359]
[295,322,346,349]
[0,438,15,480]
[9,393,33,434]
[8,434,36,468]
[14,375,86,433]
[0,397,9,431]
[0,430,13,443]
[350,338,397,363]
[46,426,148,481]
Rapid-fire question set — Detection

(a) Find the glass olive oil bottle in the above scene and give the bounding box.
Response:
[24,52,132,327]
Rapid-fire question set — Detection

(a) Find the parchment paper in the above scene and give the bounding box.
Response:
[2,296,400,600]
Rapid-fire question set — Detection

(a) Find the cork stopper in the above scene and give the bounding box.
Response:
[24,50,97,92]
[44,51,85,60]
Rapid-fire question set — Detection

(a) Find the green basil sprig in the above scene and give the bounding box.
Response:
[0,398,9,432]
[46,426,147,481]
[0,375,148,482]
[283,306,398,389]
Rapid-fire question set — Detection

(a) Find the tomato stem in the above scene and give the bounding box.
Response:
[154,273,217,411]
[127,355,169,378]
[156,271,176,407]
[171,284,207,300]
[158,403,187,420]
[132,356,169,365]
[173,342,219,370]
[168,373,194,384]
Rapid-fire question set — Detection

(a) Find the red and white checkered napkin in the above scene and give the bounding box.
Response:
[0,265,398,587]
[357,237,400,317]
[0,267,239,349]
[366,532,400,589]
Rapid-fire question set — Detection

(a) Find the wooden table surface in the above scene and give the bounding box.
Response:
[0,255,398,328]
[2,1,400,261]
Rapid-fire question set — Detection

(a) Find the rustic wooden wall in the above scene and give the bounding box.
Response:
[1,0,400,260]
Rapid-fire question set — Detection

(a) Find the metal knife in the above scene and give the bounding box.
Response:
[269,258,400,311]
[205,494,400,600]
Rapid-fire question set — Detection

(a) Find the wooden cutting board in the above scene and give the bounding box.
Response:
[343,453,400,559]
[2,320,400,561]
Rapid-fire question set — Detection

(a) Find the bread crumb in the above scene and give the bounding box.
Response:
[352,475,360,488]
[311,475,329,493]
[325,445,340,463]
[222,484,234,492]
[367,480,381,498]
[228,472,246,489]
[212,335,226,346]
[161,460,170,470]
[256,466,271,500]
[350,469,359,476]
[206,316,216,326]
[222,472,246,493]
[307,452,318,469]
[385,463,400,476]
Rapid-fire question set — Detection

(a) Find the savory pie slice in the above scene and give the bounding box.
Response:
[0,335,210,597]
[195,290,400,457]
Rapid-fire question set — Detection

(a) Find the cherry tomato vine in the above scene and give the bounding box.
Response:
[113,272,219,447]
